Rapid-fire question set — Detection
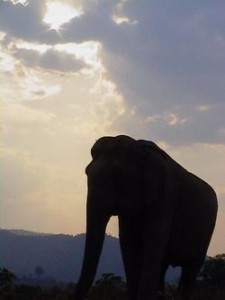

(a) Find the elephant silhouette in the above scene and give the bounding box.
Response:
[75,135,217,300]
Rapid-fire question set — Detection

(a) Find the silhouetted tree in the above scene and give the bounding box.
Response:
[89,273,126,300]
[200,254,225,288]
[95,273,126,289]
[35,266,45,279]
[0,268,16,288]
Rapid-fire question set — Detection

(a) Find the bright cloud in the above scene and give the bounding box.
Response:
[13,39,102,74]
[54,41,103,74]
[112,15,138,25]
[43,1,83,32]
[0,50,16,72]
[3,0,29,6]
[21,74,61,100]
[16,41,51,54]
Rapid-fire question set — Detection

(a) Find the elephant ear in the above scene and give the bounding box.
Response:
[137,139,174,212]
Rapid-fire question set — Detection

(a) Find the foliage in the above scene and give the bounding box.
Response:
[0,268,16,288]
[0,268,16,287]
[95,273,126,289]
[0,268,17,300]
[89,273,126,300]
[2,257,225,300]
[193,281,225,300]
[35,266,45,278]
[0,283,74,300]
[200,254,225,288]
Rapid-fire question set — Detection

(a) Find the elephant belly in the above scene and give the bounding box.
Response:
[165,228,203,267]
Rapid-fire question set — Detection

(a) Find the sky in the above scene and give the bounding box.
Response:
[0,0,225,256]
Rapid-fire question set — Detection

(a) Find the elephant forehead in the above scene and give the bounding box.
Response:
[91,135,137,159]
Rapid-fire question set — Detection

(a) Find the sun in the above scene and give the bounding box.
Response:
[43,1,83,32]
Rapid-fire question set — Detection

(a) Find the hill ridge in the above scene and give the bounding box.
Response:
[0,229,123,282]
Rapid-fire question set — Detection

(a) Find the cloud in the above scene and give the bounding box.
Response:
[3,103,55,123]
[100,3,225,92]
[0,36,63,102]
[6,0,216,144]
[1,34,98,75]
[14,46,86,73]
[55,0,225,145]
[3,0,29,6]
[43,1,83,31]
[0,0,47,41]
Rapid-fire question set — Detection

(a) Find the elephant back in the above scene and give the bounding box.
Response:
[137,139,188,176]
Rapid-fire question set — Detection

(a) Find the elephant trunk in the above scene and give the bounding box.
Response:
[74,201,110,300]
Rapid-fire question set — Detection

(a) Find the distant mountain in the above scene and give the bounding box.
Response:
[4,229,52,236]
[0,229,124,283]
[0,229,180,284]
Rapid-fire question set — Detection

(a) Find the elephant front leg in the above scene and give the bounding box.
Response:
[119,215,144,300]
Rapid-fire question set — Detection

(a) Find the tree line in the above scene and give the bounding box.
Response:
[1,254,225,300]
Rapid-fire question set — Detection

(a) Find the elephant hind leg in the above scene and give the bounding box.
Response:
[158,262,177,300]
[159,261,169,292]
[177,261,203,300]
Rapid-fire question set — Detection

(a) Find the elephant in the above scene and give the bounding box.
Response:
[74,135,217,300]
